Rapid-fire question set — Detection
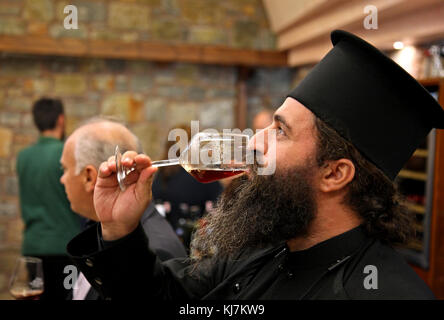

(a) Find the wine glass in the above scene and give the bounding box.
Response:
[115,132,251,191]
[9,256,44,300]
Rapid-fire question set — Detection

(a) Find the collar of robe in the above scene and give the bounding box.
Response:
[284,225,368,270]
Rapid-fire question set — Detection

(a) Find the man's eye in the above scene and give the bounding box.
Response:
[277,127,285,135]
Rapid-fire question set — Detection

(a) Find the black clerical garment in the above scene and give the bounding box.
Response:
[67,224,434,300]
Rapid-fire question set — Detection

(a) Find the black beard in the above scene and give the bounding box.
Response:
[190,162,317,264]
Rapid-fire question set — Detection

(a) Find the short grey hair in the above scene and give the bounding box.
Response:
[73,117,143,174]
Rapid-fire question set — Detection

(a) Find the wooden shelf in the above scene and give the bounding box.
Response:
[397,169,428,181]
[405,202,426,214]
[413,149,429,157]
[406,239,424,252]
[414,223,424,233]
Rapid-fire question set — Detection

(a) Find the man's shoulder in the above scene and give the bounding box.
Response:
[343,240,434,299]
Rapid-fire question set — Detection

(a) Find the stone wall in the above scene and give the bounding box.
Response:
[0,0,275,50]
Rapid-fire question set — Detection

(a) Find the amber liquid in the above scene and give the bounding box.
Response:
[10,289,43,300]
[188,169,245,183]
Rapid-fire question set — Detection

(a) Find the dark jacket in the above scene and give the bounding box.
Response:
[71,203,186,300]
[67,222,434,300]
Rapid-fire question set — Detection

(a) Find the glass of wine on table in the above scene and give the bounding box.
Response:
[9,257,44,300]
[115,132,251,191]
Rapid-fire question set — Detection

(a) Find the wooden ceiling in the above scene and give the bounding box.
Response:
[263,0,444,66]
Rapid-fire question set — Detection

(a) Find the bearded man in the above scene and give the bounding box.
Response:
[67,30,443,299]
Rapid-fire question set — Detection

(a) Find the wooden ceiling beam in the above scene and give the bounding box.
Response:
[0,35,288,67]
[288,1,444,66]
[278,0,405,50]
[262,0,328,33]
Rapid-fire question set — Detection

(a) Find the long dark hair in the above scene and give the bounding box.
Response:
[314,117,415,244]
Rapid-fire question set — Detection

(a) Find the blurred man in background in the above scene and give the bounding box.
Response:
[16,98,81,300]
[60,118,186,299]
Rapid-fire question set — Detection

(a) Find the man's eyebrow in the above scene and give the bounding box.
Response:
[274,114,292,132]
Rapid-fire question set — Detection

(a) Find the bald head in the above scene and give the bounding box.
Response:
[69,119,142,174]
[61,119,142,220]
[253,109,274,131]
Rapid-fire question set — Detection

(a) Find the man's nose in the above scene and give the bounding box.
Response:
[248,128,268,155]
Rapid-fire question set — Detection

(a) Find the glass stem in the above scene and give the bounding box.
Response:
[151,158,180,168]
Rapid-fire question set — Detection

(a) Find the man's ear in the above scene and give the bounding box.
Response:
[83,165,98,193]
[318,159,355,193]
[57,114,65,128]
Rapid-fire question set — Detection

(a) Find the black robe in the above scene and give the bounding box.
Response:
[67,223,434,300]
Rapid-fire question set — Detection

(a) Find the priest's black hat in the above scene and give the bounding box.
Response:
[288,30,444,180]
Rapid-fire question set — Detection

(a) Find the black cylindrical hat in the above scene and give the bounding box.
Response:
[288,30,444,180]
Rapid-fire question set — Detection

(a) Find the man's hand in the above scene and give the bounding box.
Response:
[94,151,158,241]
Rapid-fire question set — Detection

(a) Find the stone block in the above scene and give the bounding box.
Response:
[23,79,52,95]
[0,202,17,217]
[131,124,162,159]
[175,64,198,85]
[92,75,115,92]
[199,100,234,130]
[157,86,185,99]
[49,24,87,39]
[178,0,223,25]
[56,1,106,22]
[197,65,236,86]
[0,91,4,109]
[23,0,54,22]
[106,60,127,73]
[49,57,80,73]
[65,116,81,136]
[234,21,259,48]
[127,61,154,74]
[21,114,34,129]
[108,2,150,31]
[5,97,32,112]
[0,18,26,36]
[0,3,21,15]
[102,93,144,123]
[168,102,198,127]
[54,74,87,96]
[207,88,236,99]
[4,176,18,196]
[188,26,227,45]
[0,127,12,158]
[0,159,11,175]
[130,74,154,92]
[0,113,20,128]
[115,75,129,91]
[151,20,186,42]
[6,218,23,245]
[64,101,100,118]
[144,98,167,122]
[153,67,175,85]
[188,87,206,101]
[0,59,41,77]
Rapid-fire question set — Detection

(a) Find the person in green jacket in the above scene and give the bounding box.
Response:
[16,98,81,300]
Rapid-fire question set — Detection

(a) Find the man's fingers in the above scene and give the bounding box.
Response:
[121,151,139,167]
[98,161,112,178]
[135,166,158,197]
